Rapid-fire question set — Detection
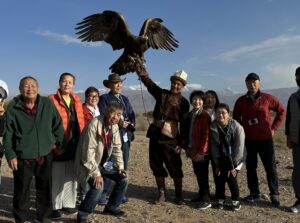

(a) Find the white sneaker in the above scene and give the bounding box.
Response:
[198,201,212,210]
[232,200,241,211]
[290,202,300,213]
[216,199,224,210]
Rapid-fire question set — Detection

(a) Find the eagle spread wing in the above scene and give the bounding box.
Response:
[139,18,179,52]
[75,10,132,50]
[75,10,179,75]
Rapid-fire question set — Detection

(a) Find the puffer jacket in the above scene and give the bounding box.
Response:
[49,90,85,160]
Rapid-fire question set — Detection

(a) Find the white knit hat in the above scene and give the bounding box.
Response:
[170,70,188,86]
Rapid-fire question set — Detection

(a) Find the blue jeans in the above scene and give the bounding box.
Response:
[77,169,128,223]
[101,141,131,198]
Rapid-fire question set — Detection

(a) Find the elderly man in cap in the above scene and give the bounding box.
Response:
[98,73,135,204]
[285,66,300,213]
[136,64,190,205]
[233,72,285,207]
[0,80,9,184]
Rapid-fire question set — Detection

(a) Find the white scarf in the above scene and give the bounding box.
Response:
[86,104,100,117]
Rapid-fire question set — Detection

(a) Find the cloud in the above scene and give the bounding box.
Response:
[123,82,160,91]
[263,63,299,88]
[125,84,145,90]
[183,56,201,68]
[219,87,238,96]
[287,26,297,32]
[75,89,85,94]
[34,30,102,47]
[217,34,300,61]
[265,63,298,76]
[186,83,202,90]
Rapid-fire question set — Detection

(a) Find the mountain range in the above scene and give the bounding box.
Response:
[77,86,298,113]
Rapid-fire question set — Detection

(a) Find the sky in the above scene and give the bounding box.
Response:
[1,0,300,96]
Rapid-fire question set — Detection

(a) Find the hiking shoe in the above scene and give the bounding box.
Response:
[216,199,224,210]
[103,207,127,217]
[49,210,62,219]
[244,193,260,202]
[271,195,280,208]
[198,201,212,210]
[62,207,78,215]
[232,200,241,211]
[290,201,300,213]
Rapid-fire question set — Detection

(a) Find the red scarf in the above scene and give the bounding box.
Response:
[100,126,111,166]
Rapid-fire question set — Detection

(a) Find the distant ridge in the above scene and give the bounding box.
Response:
[76,86,297,113]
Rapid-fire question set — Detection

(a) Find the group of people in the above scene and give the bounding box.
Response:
[0,63,299,222]
[0,73,135,223]
[135,62,299,214]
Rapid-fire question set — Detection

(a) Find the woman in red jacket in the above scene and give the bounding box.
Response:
[183,90,211,210]
[49,72,85,219]
[82,86,100,124]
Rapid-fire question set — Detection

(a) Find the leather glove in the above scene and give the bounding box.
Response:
[135,57,149,77]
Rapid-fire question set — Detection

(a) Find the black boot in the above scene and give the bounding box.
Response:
[155,177,166,203]
[173,178,184,205]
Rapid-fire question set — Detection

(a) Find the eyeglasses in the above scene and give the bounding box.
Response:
[88,95,99,99]
[192,98,203,102]
[216,111,228,116]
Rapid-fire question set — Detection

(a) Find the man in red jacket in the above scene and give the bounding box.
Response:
[233,73,285,207]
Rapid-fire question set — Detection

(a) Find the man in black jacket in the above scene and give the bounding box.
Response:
[285,67,300,213]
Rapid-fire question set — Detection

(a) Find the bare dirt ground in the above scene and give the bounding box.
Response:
[0,128,300,223]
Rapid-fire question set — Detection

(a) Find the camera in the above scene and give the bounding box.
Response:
[248,118,258,126]
[127,123,136,132]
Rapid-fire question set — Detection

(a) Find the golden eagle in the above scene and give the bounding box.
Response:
[75,10,179,75]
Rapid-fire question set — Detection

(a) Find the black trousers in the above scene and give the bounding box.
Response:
[215,170,240,201]
[245,139,279,195]
[13,152,52,223]
[192,156,210,202]
[291,142,300,201]
[149,135,183,179]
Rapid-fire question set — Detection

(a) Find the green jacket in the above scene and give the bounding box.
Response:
[4,95,65,160]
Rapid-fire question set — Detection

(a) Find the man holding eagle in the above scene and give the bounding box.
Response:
[74,10,188,221]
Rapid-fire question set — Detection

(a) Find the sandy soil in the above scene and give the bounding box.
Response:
[0,129,300,223]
